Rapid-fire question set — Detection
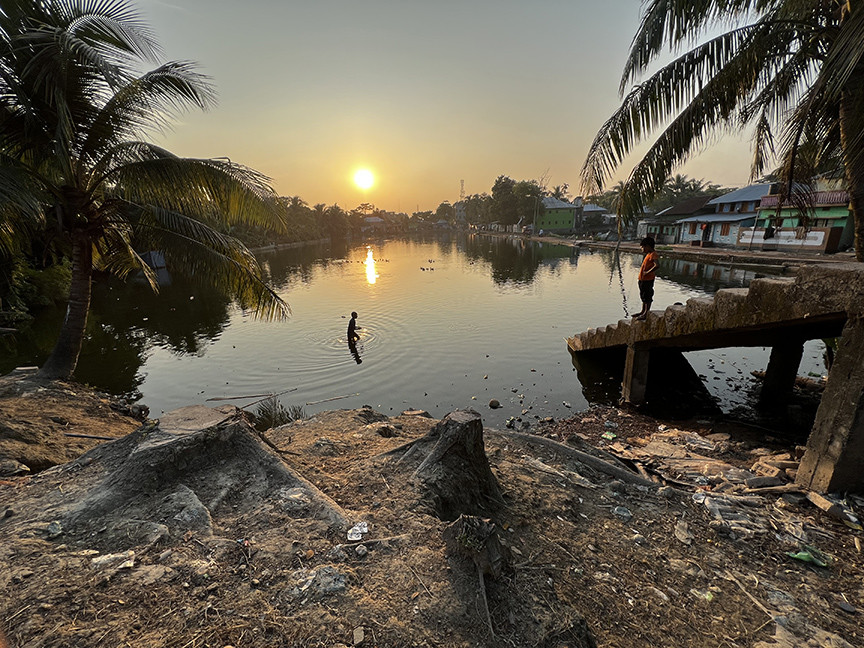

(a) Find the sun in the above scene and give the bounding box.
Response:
[354,168,375,190]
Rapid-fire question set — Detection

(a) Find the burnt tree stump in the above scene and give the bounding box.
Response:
[402,409,503,521]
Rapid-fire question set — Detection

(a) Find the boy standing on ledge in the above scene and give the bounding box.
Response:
[633,237,658,321]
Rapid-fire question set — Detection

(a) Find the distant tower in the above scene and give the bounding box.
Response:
[460,179,465,200]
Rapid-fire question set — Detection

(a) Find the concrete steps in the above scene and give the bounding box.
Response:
[567,276,804,352]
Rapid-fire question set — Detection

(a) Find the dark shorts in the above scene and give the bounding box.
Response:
[638,279,655,303]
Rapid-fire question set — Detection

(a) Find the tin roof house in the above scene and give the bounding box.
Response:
[676,184,771,248]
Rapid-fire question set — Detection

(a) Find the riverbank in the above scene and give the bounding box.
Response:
[478,231,858,270]
[1,376,861,647]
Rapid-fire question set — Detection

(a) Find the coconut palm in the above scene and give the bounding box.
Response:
[582,0,864,260]
[0,0,289,379]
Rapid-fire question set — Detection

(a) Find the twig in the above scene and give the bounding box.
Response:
[206,392,277,401]
[408,564,433,597]
[305,393,360,406]
[477,569,495,639]
[239,387,300,411]
[257,430,301,456]
[725,570,774,619]
[64,432,117,441]
[381,475,392,491]
[5,604,31,623]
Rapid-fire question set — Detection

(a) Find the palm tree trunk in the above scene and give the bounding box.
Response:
[840,67,864,262]
[37,231,93,380]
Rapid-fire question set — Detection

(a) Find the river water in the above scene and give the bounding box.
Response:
[2,234,826,426]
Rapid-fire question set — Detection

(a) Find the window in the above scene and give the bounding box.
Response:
[720,223,731,236]
[689,223,698,235]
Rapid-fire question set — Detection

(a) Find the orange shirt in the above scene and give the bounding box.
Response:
[639,251,658,281]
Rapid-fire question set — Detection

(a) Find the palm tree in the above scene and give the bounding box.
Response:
[582,0,864,260]
[0,0,289,379]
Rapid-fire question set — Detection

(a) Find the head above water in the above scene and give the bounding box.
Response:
[640,236,656,250]
[351,311,358,319]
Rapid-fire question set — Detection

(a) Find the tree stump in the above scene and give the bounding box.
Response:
[405,409,503,521]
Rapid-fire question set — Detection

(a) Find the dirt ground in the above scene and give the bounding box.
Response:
[0,377,861,648]
[0,369,142,474]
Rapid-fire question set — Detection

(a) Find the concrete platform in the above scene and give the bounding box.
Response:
[567,265,864,493]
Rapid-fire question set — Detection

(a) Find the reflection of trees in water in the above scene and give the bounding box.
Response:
[1,272,236,395]
[259,242,332,288]
[463,235,577,285]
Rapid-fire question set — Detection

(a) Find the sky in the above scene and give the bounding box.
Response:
[138,0,756,213]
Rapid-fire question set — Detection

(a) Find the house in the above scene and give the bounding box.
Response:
[580,203,613,233]
[737,178,853,253]
[534,197,582,234]
[361,216,386,235]
[639,196,715,244]
[677,184,770,247]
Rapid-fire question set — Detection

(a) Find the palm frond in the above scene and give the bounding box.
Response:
[584,20,779,197]
[621,0,770,92]
[102,156,286,233]
[80,61,215,165]
[123,203,290,321]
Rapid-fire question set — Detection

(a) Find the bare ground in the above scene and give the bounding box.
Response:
[0,378,861,648]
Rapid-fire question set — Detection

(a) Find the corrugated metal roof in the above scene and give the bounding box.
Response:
[675,213,756,224]
[707,183,772,205]
[655,195,715,217]
[542,197,577,209]
[582,203,608,213]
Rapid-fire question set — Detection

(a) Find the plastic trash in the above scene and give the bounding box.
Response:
[347,521,369,541]
[786,545,832,568]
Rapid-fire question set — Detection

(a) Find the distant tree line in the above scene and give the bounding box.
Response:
[428,173,729,229]
[586,174,730,214]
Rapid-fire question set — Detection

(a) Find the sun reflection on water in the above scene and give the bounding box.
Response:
[365,247,378,284]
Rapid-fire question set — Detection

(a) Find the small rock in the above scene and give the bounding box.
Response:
[46,521,63,539]
[4,508,15,518]
[353,626,365,646]
[631,534,647,545]
[11,569,34,583]
[354,545,368,558]
[489,399,501,409]
[604,421,619,429]
[657,486,676,498]
[612,506,632,521]
[838,600,857,614]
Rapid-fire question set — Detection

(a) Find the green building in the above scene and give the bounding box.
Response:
[535,197,581,234]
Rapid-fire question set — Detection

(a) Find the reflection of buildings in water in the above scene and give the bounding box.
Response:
[662,258,773,291]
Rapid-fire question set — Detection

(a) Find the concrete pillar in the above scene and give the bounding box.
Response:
[621,345,650,404]
[759,341,805,406]
[798,319,864,492]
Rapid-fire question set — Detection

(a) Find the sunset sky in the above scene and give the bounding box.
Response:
[139,0,756,213]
